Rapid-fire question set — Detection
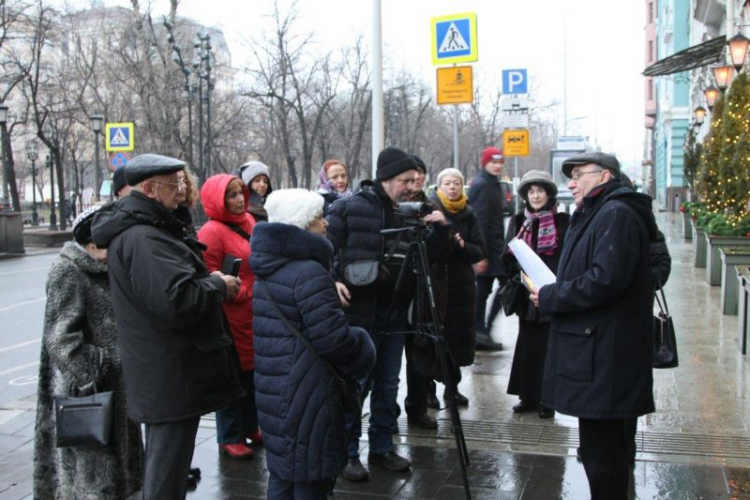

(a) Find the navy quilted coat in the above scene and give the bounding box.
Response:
[250,222,376,483]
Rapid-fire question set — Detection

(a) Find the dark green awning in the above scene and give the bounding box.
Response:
[643,36,726,76]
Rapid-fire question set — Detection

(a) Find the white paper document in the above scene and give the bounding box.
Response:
[507,237,557,289]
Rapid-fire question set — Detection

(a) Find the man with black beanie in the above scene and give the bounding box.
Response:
[327,147,450,482]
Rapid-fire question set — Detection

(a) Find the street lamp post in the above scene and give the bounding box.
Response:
[164,18,195,168]
[0,103,9,210]
[46,154,57,230]
[26,141,39,226]
[90,114,103,201]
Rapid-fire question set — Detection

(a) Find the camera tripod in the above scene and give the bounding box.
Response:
[380,220,472,500]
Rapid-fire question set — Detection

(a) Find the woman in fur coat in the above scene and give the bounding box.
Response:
[33,205,143,499]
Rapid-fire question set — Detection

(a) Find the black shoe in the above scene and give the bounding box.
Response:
[189,467,201,480]
[538,406,555,419]
[186,474,198,490]
[512,400,538,413]
[407,411,438,430]
[425,392,440,410]
[475,330,503,351]
[368,451,412,471]
[342,456,369,482]
[444,391,469,407]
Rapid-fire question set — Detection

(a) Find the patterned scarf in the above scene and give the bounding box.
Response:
[517,205,558,256]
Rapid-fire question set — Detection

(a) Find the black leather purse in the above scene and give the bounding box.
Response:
[258,280,362,413]
[653,284,678,369]
[54,358,114,448]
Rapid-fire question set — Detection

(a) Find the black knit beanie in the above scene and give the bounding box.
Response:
[376,147,418,181]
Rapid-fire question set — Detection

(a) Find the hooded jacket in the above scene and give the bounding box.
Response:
[198,174,257,371]
[250,222,375,483]
[539,180,656,419]
[91,192,242,423]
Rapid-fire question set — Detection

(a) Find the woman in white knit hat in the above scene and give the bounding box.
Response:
[249,189,375,498]
[237,160,273,222]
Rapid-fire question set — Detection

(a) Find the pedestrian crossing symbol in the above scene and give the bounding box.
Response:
[105,122,135,152]
[432,13,478,65]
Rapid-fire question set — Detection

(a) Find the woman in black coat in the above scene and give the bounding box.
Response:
[429,168,487,404]
[501,170,570,418]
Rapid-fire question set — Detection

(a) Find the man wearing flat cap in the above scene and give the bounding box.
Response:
[528,152,658,499]
[326,146,449,482]
[91,153,243,499]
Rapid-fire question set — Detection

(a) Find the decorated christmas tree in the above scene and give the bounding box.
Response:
[728,72,750,221]
[697,94,724,211]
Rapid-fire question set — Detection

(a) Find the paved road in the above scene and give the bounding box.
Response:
[0,252,59,406]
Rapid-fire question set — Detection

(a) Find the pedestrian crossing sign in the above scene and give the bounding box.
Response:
[105,122,135,152]
[432,12,478,65]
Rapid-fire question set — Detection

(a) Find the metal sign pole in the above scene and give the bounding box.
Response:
[453,105,459,169]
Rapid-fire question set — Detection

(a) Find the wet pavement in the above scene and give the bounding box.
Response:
[2,211,750,498]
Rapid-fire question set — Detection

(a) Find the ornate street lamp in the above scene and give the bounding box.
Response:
[728,33,750,72]
[704,85,720,110]
[694,106,707,126]
[25,140,39,226]
[713,65,734,92]
[90,114,103,201]
[744,0,750,22]
[0,103,8,210]
[46,154,58,231]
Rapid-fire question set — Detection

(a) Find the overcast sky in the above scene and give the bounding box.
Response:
[70,0,646,171]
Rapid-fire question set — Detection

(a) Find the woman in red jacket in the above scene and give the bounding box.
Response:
[198,174,261,459]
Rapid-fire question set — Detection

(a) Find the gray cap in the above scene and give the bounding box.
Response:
[561,152,620,178]
[517,169,557,199]
[124,154,185,185]
[239,161,270,186]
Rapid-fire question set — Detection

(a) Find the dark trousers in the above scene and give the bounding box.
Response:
[578,418,629,500]
[266,472,332,500]
[476,276,500,331]
[142,416,200,500]
[404,334,431,415]
[216,369,258,444]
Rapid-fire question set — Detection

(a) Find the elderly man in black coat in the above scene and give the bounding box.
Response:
[529,152,657,500]
[92,154,243,500]
[468,146,507,350]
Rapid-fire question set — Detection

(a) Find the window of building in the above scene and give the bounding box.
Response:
[649,2,654,23]
[649,41,654,62]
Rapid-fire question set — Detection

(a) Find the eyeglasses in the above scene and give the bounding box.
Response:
[570,169,603,181]
[156,179,186,190]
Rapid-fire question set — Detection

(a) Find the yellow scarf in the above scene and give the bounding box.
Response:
[437,190,467,213]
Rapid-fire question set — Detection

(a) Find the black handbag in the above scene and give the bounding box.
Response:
[653,284,678,369]
[258,281,362,414]
[54,358,114,448]
[498,275,523,316]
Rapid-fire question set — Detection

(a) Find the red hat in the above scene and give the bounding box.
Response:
[481,147,504,167]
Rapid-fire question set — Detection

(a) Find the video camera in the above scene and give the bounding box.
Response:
[395,202,431,219]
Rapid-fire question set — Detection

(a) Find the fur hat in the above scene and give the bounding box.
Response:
[239,161,271,186]
[517,170,557,200]
[72,204,105,245]
[376,147,418,181]
[480,147,504,167]
[265,189,324,230]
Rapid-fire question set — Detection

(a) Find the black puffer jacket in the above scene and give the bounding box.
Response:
[539,181,656,420]
[91,192,242,423]
[468,170,506,276]
[326,180,450,329]
[430,193,487,366]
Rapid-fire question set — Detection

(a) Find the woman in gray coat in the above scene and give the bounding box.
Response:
[33,205,143,499]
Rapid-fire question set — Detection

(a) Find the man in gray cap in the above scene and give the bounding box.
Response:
[92,153,243,499]
[528,151,658,499]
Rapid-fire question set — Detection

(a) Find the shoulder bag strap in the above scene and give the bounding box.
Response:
[222,221,252,241]
[257,280,344,382]
[654,283,670,316]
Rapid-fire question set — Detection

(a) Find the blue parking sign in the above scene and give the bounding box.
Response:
[502,69,528,95]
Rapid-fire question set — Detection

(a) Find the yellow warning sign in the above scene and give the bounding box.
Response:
[503,129,530,157]
[436,66,473,105]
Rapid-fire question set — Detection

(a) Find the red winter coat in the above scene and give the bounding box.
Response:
[198,174,257,371]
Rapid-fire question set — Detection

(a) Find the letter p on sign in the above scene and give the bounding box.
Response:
[502,69,528,95]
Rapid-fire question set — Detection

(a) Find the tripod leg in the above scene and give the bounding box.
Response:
[415,240,472,500]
